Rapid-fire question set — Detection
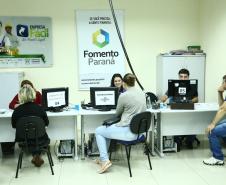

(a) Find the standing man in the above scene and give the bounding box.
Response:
[0,21,9,48]
[4,23,19,55]
[203,75,226,165]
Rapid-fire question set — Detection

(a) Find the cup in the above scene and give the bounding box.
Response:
[160,103,167,109]
[74,104,80,111]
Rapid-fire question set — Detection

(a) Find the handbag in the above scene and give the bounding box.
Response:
[102,116,121,127]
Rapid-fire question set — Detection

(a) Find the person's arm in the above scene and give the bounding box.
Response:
[11,111,17,128]
[160,95,168,102]
[115,95,124,117]
[191,96,198,103]
[206,101,226,134]
[41,108,49,126]
[160,90,168,102]
[35,91,42,105]
[9,94,19,110]
[218,84,225,106]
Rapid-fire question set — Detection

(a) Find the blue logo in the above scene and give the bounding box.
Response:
[92,29,109,48]
[16,24,29,37]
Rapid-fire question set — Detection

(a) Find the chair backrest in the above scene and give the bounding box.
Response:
[145,92,158,104]
[16,116,46,141]
[130,111,152,138]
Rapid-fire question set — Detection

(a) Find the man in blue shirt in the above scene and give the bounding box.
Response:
[203,75,226,165]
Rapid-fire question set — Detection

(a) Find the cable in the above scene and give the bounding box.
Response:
[108,0,144,91]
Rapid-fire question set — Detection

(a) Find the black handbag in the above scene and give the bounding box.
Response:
[102,116,121,127]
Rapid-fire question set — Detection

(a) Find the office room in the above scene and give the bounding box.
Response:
[0,0,226,184]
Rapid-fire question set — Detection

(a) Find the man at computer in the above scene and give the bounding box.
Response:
[203,75,226,165]
[160,68,198,103]
[160,68,199,150]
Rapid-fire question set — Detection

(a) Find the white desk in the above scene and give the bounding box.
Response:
[0,109,79,159]
[79,109,115,159]
[149,103,219,157]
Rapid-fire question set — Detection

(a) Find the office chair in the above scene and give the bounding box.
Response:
[145,92,158,104]
[109,111,152,177]
[15,116,54,178]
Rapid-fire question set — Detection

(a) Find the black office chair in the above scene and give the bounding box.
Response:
[145,92,158,104]
[15,116,54,178]
[109,111,152,177]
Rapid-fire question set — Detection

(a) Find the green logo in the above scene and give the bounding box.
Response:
[92,29,109,48]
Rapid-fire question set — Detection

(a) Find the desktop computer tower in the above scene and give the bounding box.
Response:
[57,140,75,158]
[87,134,99,156]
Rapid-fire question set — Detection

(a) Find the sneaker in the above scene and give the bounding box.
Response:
[98,160,112,174]
[203,157,224,166]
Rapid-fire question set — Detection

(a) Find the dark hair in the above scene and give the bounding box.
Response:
[110,73,124,92]
[110,73,123,87]
[178,68,190,76]
[20,80,34,88]
[123,73,136,87]
[223,75,226,82]
[0,21,2,27]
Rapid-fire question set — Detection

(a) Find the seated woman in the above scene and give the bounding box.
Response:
[110,73,125,94]
[1,80,42,156]
[95,73,146,174]
[9,80,42,110]
[11,86,49,167]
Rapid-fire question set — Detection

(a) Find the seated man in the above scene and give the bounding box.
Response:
[160,68,199,150]
[203,75,226,165]
[160,68,198,103]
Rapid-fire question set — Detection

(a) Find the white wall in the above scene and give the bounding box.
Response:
[0,0,202,104]
[200,0,226,102]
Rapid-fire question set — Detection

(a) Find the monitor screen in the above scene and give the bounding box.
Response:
[90,87,119,111]
[42,87,69,111]
[168,79,198,102]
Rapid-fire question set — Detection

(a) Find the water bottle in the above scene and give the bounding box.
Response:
[146,96,151,109]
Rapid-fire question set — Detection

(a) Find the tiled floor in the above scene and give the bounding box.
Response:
[1,140,226,185]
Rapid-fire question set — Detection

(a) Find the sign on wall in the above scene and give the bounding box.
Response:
[76,10,125,90]
[0,16,52,68]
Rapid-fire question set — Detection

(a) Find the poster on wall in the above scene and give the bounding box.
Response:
[76,10,125,90]
[0,16,52,68]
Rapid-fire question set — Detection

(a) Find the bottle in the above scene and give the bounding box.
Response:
[146,96,151,109]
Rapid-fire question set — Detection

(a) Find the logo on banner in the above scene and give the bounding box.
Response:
[92,29,109,48]
[16,25,29,37]
[16,24,49,41]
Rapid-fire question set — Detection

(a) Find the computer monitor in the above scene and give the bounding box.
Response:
[168,79,198,103]
[90,87,119,111]
[42,87,69,112]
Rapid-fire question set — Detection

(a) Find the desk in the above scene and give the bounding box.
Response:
[0,109,79,159]
[149,103,219,157]
[79,109,115,159]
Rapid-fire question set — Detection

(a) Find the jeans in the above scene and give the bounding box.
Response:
[209,119,226,160]
[95,124,137,161]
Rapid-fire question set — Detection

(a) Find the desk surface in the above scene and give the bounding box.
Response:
[0,109,79,118]
[148,103,219,113]
[1,103,218,117]
[79,109,116,115]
